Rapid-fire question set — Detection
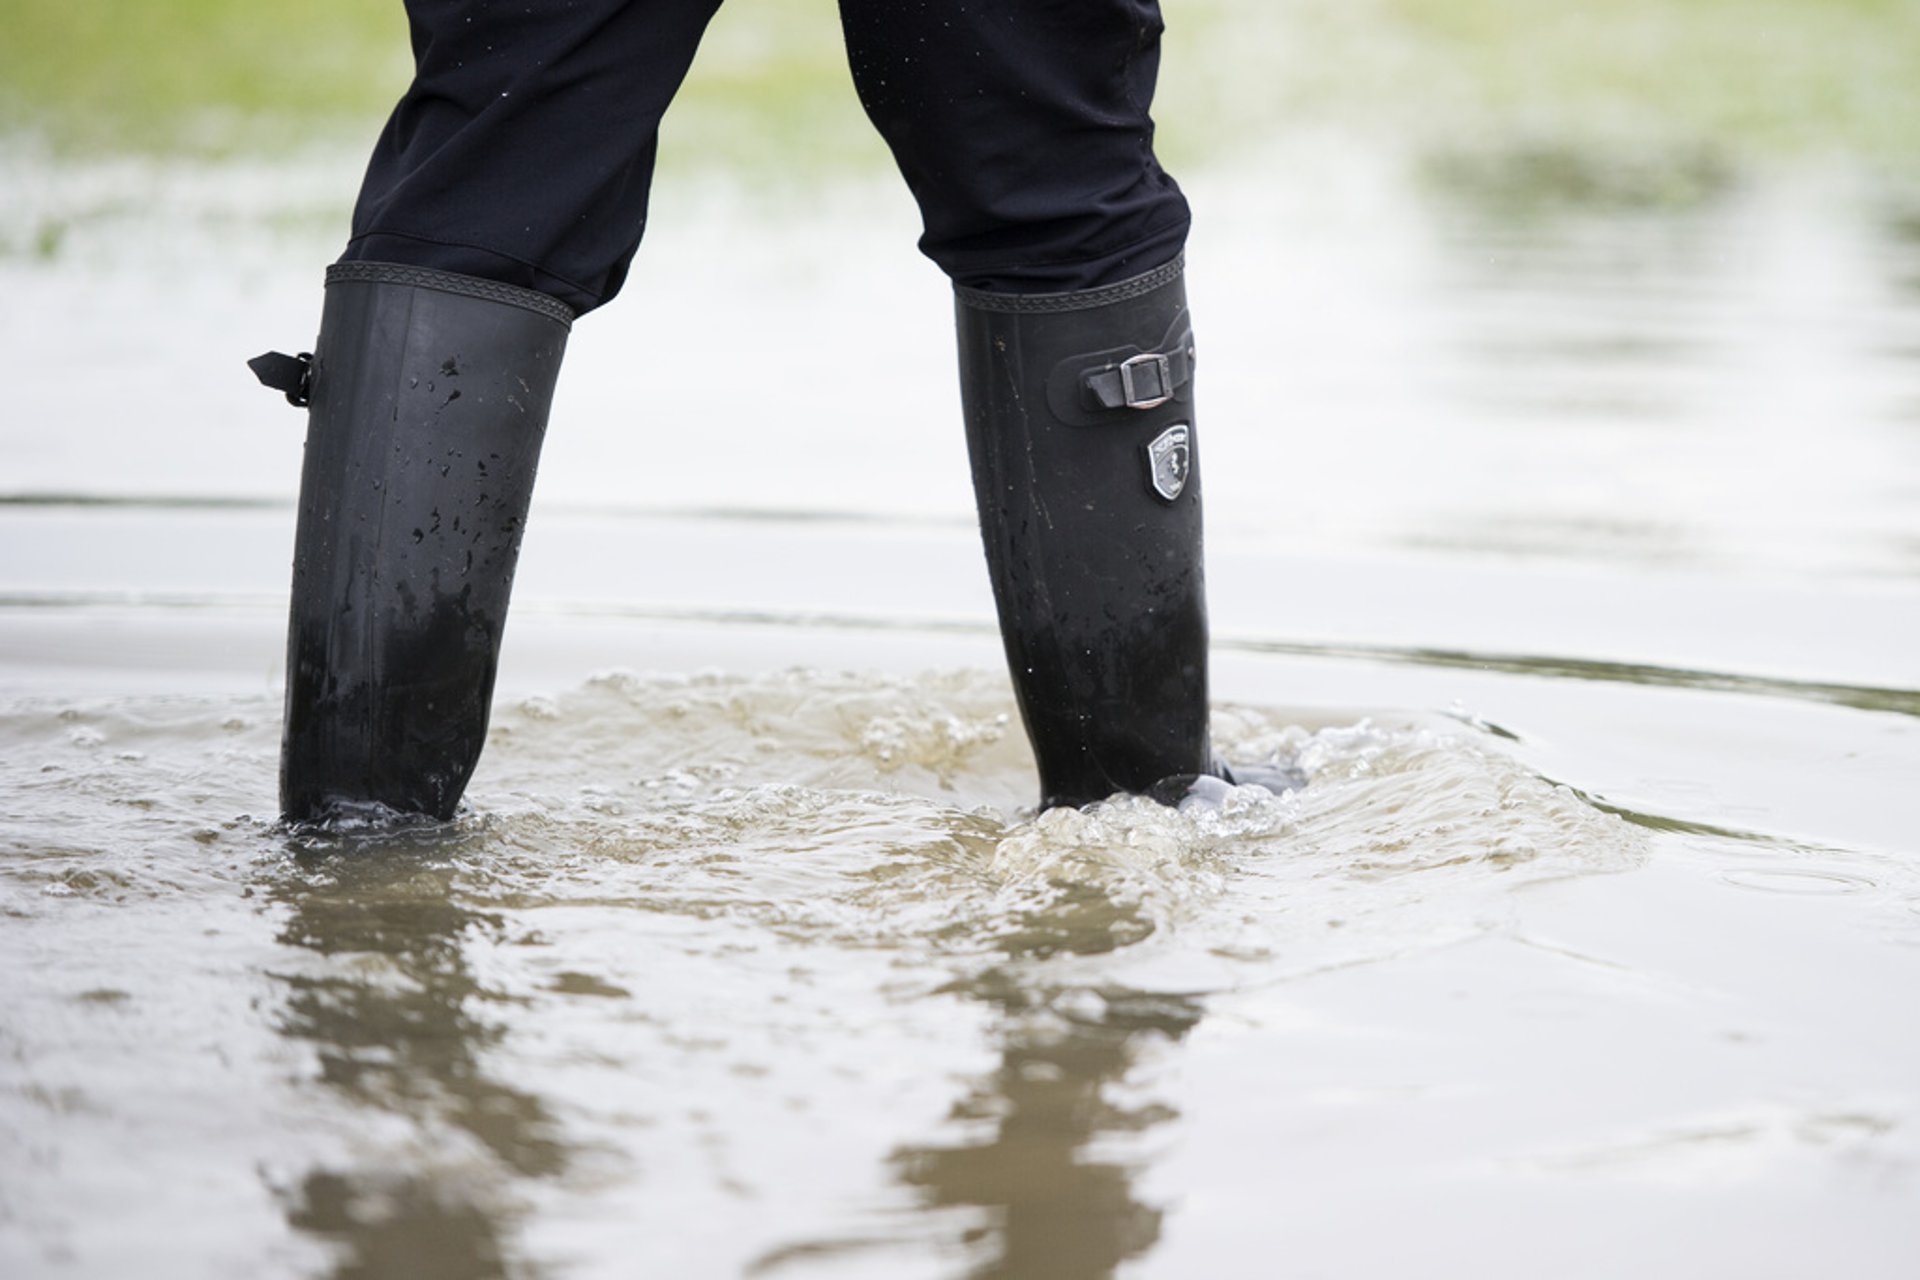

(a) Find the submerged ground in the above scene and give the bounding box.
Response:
[3,2,1920,1277]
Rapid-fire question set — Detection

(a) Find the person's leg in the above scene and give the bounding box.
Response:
[840,0,1231,808]
[838,0,1189,294]
[263,0,723,823]
[344,0,725,314]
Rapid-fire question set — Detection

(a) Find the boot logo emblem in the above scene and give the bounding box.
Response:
[1146,424,1190,502]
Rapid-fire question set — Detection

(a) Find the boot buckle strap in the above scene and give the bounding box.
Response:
[249,350,313,407]
[1119,353,1174,409]
[1081,340,1193,412]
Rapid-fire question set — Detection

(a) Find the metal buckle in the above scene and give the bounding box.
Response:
[1118,352,1173,409]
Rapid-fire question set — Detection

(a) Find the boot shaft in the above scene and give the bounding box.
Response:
[956,258,1213,808]
[279,264,572,821]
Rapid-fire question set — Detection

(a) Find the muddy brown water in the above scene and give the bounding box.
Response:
[3,147,1919,1277]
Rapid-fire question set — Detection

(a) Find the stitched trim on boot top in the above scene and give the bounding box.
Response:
[954,255,1183,315]
[326,262,576,327]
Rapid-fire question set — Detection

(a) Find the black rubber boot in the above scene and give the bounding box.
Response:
[257,263,573,823]
[956,255,1229,810]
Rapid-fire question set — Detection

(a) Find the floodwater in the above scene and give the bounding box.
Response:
[4,142,1920,1277]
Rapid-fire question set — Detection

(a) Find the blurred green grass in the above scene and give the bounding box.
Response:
[1387,0,1920,160]
[5,0,1919,171]
[0,0,410,154]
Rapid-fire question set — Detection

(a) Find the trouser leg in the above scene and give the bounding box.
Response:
[838,0,1190,291]
[343,0,724,314]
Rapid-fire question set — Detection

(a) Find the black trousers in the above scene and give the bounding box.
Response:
[340,0,1191,315]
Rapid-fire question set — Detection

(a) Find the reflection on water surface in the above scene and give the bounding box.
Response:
[270,851,566,1280]
[884,985,1203,1280]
